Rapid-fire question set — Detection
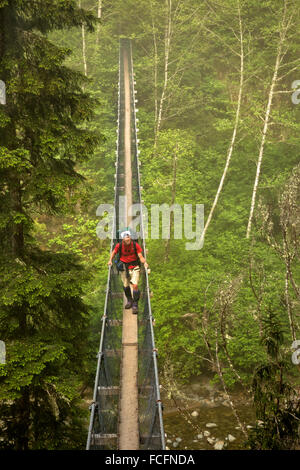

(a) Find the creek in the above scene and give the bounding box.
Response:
[161,375,257,450]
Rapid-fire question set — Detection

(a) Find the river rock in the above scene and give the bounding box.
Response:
[191,411,199,417]
[200,398,216,408]
[222,400,231,407]
[206,422,217,428]
[166,439,172,443]
[197,433,203,439]
[210,400,218,408]
[199,399,208,406]
[247,425,253,429]
[227,434,236,442]
[203,430,211,437]
[175,437,182,442]
[207,437,215,445]
[172,441,178,448]
[214,440,224,450]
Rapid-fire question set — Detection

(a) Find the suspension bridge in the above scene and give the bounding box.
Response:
[86,39,165,451]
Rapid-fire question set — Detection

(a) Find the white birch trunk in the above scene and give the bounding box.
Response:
[200,0,244,243]
[246,1,288,238]
[285,268,296,342]
[153,18,158,132]
[155,0,171,146]
[96,0,102,45]
[79,0,88,77]
[150,1,158,133]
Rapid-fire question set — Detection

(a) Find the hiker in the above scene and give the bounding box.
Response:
[107,230,148,314]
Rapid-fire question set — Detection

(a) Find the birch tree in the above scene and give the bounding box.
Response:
[155,0,172,146]
[96,0,102,45]
[200,0,244,243]
[150,0,158,133]
[79,0,88,77]
[164,144,177,263]
[256,163,300,341]
[246,0,294,238]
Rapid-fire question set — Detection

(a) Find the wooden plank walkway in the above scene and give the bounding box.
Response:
[118,49,139,450]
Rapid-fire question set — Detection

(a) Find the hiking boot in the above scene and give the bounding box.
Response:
[123,286,133,309]
[125,298,133,309]
[132,302,138,314]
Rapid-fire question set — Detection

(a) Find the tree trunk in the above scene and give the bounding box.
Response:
[15,387,30,450]
[79,0,88,77]
[150,1,158,135]
[249,255,264,339]
[201,0,244,244]
[282,226,300,301]
[11,177,24,258]
[285,267,296,342]
[164,145,177,263]
[0,7,5,60]
[155,0,171,146]
[246,0,288,238]
[96,0,102,45]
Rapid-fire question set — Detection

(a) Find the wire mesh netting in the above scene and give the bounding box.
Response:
[86,39,165,450]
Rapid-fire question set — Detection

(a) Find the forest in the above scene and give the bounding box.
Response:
[0,0,299,451]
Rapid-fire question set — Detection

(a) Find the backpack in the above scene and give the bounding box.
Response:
[114,227,141,272]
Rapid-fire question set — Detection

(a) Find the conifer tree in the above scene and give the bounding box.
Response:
[249,310,300,450]
[0,0,99,449]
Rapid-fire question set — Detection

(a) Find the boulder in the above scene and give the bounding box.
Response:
[206,423,217,428]
[203,430,211,437]
[227,434,236,442]
[191,410,199,417]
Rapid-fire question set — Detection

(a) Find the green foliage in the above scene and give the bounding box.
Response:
[1,0,300,450]
[247,310,300,450]
[45,0,300,444]
[0,0,100,450]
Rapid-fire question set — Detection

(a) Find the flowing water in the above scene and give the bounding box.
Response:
[161,377,256,451]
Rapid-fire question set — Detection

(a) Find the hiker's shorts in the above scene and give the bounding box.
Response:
[120,266,140,287]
